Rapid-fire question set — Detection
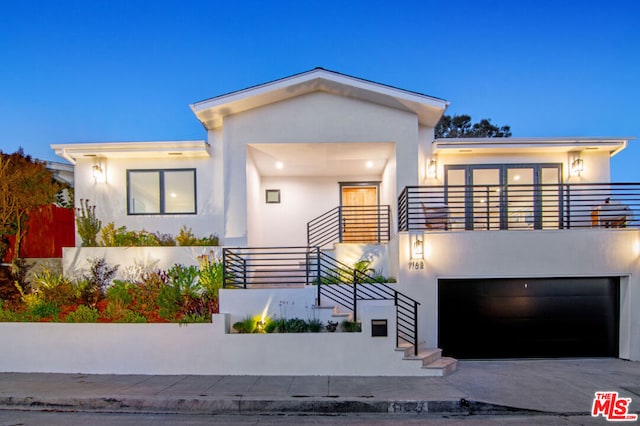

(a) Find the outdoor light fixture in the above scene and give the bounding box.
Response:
[426,158,437,179]
[409,232,424,260]
[92,159,106,183]
[570,153,584,177]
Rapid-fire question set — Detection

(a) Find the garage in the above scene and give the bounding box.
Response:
[438,277,619,359]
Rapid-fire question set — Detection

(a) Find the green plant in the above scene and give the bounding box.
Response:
[197,252,223,298]
[308,318,324,332]
[76,199,102,247]
[65,305,99,323]
[179,313,211,324]
[176,226,198,246]
[100,223,163,247]
[341,319,362,332]
[153,232,176,246]
[167,264,201,299]
[283,318,309,333]
[233,315,258,333]
[79,258,119,307]
[34,270,78,307]
[176,226,219,246]
[0,300,26,321]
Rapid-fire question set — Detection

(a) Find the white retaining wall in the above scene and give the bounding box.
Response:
[0,305,434,376]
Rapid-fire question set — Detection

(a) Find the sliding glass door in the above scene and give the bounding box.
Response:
[445,164,562,230]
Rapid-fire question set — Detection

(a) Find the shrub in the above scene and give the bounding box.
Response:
[100,223,162,247]
[308,318,324,333]
[79,258,119,307]
[233,315,258,333]
[0,300,25,321]
[341,319,362,332]
[153,232,176,246]
[65,305,99,323]
[34,270,77,307]
[176,226,219,246]
[76,199,101,247]
[197,252,223,299]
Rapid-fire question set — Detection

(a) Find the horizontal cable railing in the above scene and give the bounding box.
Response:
[307,205,391,248]
[399,183,640,231]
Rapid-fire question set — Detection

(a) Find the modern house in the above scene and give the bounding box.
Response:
[48,68,640,373]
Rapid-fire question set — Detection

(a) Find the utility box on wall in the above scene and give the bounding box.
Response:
[371,319,388,337]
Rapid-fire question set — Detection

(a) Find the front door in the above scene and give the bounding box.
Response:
[341,184,378,243]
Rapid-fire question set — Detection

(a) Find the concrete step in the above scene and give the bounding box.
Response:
[423,357,458,376]
[403,348,442,366]
[395,343,457,376]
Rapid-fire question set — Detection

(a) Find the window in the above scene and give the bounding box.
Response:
[127,169,196,215]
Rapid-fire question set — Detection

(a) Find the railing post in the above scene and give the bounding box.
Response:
[353,280,358,322]
[242,257,247,289]
[565,184,571,229]
[222,248,227,289]
[316,246,321,306]
[338,207,343,243]
[413,300,419,356]
[394,292,399,347]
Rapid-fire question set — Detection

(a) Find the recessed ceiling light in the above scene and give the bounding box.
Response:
[275,161,284,170]
[514,175,521,181]
[366,161,374,168]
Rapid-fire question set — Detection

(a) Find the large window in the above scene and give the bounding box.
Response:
[444,163,562,230]
[127,169,196,215]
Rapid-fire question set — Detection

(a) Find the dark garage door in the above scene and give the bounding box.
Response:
[438,277,619,359]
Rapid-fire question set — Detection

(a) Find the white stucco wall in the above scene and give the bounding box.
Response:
[0,306,440,376]
[222,92,420,246]
[74,155,221,245]
[434,149,612,185]
[394,229,640,361]
[62,246,222,280]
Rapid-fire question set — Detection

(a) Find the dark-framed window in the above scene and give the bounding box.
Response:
[127,169,197,215]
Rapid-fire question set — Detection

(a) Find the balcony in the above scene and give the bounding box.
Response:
[398,183,640,232]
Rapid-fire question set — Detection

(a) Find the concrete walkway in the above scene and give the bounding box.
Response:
[0,359,638,416]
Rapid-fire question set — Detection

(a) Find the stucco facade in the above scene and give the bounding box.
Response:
[50,68,639,365]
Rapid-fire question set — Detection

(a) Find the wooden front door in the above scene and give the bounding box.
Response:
[341,185,378,243]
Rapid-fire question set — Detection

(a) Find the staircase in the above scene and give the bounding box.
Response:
[396,343,458,376]
[223,246,457,376]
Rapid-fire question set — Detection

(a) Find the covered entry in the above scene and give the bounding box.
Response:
[438,277,619,359]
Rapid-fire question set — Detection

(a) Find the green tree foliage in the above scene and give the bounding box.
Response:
[435,114,512,138]
[0,149,64,265]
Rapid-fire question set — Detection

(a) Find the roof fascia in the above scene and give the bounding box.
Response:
[434,137,634,156]
[51,140,210,163]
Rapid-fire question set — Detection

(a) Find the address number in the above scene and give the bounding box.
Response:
[408,261,424,270]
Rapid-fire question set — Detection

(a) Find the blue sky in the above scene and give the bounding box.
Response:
[1,0,638,181]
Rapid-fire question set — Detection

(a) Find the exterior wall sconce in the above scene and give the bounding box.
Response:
[570,154,584,176]
[92,159,106,183]
[409,232,424,260]
[426,159,437,179]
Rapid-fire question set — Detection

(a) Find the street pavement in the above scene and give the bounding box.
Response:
[0,358,638,419]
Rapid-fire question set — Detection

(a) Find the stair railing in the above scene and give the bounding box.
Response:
[222,246,421,356]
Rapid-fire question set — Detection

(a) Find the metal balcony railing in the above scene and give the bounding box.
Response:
[399,182,640,232]
[307,205,391,248]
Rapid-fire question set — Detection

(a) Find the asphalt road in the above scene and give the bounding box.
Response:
[0,409,612,425]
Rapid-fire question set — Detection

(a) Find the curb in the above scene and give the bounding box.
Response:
[0,396,543,416]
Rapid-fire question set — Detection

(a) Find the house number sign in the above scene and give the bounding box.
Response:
[408,260,425,270]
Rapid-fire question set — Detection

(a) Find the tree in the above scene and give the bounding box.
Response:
[0,149,63,267]
[435,114,512,138]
